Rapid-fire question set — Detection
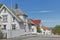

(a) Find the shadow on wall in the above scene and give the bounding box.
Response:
[0,30,7,39]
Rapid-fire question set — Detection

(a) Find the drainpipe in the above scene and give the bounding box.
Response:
[0,15,2,30]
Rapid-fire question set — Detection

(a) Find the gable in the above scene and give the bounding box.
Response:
[0,7,8,13]
[0,5,23,22]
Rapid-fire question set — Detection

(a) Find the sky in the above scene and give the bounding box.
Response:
[0,0,60,27]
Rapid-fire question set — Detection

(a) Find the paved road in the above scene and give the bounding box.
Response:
[1,35,60,40]
[21,35,60,40]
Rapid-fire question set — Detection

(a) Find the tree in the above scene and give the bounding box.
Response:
[37,25,41,33]
[52,25,60,35]
[0,4,3,8]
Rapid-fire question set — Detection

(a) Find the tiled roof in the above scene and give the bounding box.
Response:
[41,25,51,30]
[30,19,41,25]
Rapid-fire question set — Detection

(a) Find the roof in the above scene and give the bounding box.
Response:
[30,19,41,25]
[7,7,23,22]
[41,25,51,30]
[13,9,28,16]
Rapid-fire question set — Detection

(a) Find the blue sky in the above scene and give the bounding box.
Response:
[0,0,60,27]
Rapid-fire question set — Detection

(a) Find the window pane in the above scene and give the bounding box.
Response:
[12,17,15,22]
[3,25,6,29]
[2,15,7,22]
[12,24,16,30]
[4,8,6,13]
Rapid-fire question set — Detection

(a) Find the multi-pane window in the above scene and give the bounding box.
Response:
[2,15,8,22]
[24,16,26,22]
[12,17,15,22]
[4,8,6,13]
[12,24,16,30]
[3,25,6,30]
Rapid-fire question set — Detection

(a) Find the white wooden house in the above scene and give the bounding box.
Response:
[0,5,30,38]
[28,19,41,33]
[40,25,52,35]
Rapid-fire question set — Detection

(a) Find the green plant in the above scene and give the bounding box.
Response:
[0,4,3,8]
[52,25,60,35]
[37,26,41,33]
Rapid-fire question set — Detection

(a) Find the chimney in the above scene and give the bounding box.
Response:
[15,4,18,9]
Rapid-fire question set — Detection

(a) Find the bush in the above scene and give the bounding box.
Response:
[37,26,41,33]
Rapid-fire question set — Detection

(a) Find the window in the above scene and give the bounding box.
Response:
[12,24,16,30]
[2,15,7,22]
[24,16,27,22]
[4,8,6,13]
[12,17,15,22]
[3,25,6,30]
[31,24,35,26]
[32,28,34,32]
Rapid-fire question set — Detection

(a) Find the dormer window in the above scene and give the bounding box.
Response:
[23,16,27,22]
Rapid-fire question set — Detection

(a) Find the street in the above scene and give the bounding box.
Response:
[1,35,60,40]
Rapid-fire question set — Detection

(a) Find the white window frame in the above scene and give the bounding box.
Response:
[12,17,15,22]
[3,25,6,30]
[2,15,8,22]
[4,8,6,13]
[12,24,16,30]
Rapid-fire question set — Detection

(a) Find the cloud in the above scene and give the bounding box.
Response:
[30,10,52,13]
[40,10,51,13]
[42,20,60,23]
